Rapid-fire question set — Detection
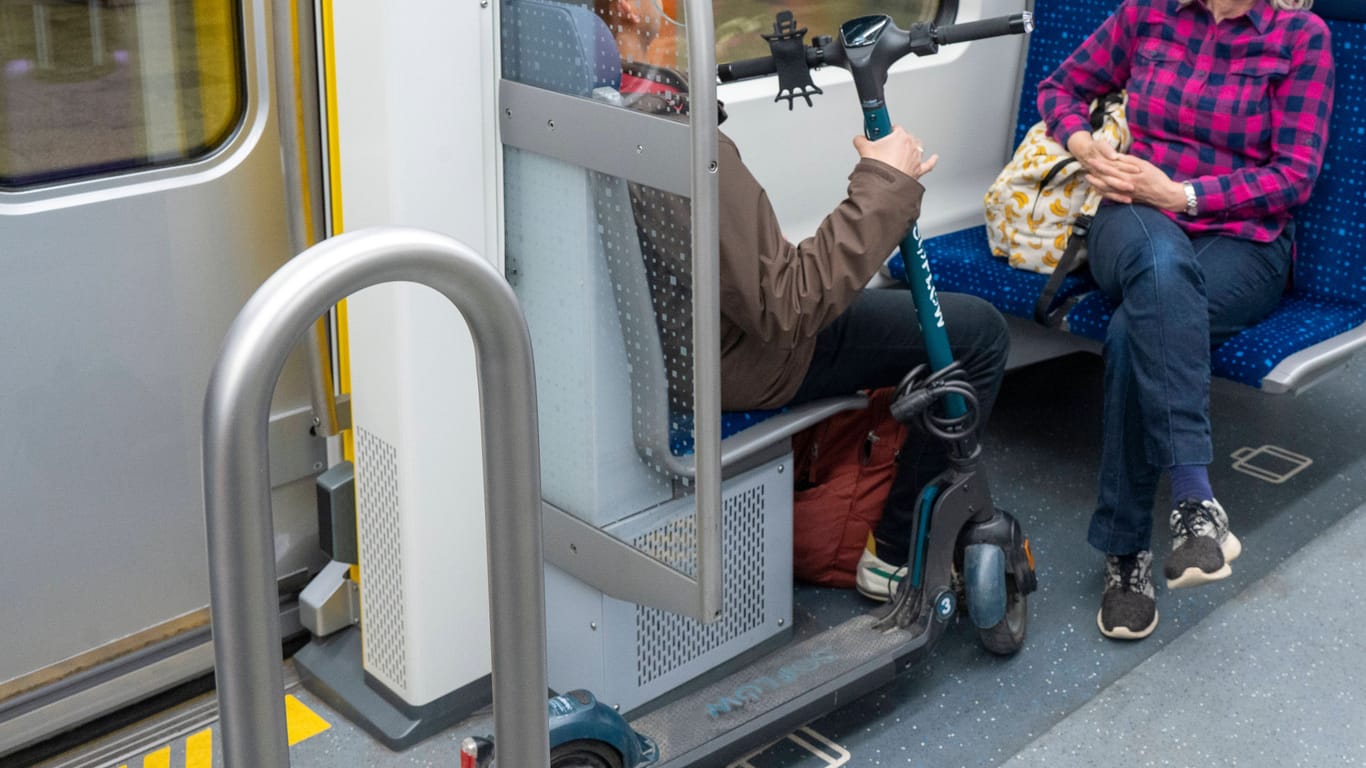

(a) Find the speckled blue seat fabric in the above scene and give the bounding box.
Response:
[884,227,1097,318]
[669,409,788,456]
[888,0,1366,389]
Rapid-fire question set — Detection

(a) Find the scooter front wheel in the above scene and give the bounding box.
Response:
[976,577,1027,656]
[551,739,625,768]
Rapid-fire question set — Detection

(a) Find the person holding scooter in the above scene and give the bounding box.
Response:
[594,0,1013,605]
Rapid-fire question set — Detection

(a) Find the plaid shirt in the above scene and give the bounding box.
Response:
[1038,0,1335,242]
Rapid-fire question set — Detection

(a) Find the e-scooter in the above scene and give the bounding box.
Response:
[719,10,1038,653]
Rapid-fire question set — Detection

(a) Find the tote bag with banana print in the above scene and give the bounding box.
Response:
[984,92,1130,274]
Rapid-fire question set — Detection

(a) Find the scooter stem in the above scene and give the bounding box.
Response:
[861,103,966,419]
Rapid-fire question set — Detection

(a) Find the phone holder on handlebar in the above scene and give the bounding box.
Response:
[764,11,823,109]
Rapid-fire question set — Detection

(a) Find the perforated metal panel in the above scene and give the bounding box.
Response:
[355,427,408,691]
[633,485,767,686]
[544,457,793,713]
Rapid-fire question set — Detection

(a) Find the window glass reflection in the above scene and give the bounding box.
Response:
[0,0,243,189]
[714,0,941,63]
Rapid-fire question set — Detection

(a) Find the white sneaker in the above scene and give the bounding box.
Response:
[855,534,907,602]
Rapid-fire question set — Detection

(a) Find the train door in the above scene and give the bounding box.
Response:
[0,0,323,754]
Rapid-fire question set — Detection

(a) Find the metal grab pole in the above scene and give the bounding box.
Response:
[203,227,550,767]
[683,0,724,625]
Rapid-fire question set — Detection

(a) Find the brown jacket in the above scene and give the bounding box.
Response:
[717,133,925,409]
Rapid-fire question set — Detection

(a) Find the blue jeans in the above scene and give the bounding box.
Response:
[1085,204,1292,555]
[788,289,1010,562]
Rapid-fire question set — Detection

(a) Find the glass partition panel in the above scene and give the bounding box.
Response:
[505,145,699,522]
[0,0,244,188]
[501,0,702,524]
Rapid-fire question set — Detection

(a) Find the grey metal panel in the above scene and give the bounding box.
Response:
[1260,323,1366,395]
[542,501,705,621]
[1002,313,1101,371]
[268,405,327,486]
[0,0,321,718]
[498,79,691,196]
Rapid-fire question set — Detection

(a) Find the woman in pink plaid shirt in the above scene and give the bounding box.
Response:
[1037,0,1335,640]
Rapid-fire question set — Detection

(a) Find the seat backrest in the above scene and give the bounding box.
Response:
[1019,0,1366,309]
[502,0,622,95]
[1287,6,1366,305]
[1012,0,1121,147]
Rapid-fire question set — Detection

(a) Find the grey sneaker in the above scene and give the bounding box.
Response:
[1097,551,1158,640]
[1164,498,1242,589]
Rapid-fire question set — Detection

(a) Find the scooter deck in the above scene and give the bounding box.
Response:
[631,607,935,766]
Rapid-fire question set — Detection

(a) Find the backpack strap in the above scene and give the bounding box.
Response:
[1033,213,1092,328]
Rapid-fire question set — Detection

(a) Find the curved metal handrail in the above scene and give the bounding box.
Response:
[202,227,550,767]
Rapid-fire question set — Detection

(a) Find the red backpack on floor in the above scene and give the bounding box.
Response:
[790,387,910,588]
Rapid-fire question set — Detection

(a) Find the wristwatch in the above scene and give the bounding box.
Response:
[1183,181,1199,217]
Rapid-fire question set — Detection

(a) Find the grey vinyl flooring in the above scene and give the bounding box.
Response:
[36,351,1366,768]
[738,351,1366,767]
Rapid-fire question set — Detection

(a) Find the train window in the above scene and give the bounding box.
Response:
[0,0,244,189]
[714,0,949,63]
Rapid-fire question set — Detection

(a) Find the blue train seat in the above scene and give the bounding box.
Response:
[889,0,1366,394]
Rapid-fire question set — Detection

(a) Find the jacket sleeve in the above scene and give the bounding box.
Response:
[717,133,924,346]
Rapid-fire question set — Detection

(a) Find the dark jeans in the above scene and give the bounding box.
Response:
[1085,204,1292,555]
[788,289,1010,563]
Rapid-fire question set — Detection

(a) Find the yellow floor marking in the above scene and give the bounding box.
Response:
[120,694,327,766]
[185,729,213,768]
[285,694,332,746]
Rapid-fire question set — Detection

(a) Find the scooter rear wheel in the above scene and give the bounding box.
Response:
[976,577,1027,656]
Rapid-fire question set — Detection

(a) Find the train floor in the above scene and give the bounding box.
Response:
[28,350,1366,768]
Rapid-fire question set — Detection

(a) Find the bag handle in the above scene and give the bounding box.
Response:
[1033,213,1092,327]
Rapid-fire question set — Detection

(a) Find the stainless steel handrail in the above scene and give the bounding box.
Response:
[202,227,550,767]
[683,0,724,623]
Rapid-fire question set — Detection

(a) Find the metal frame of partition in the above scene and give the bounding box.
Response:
[497,0,726,624]
[202,227,550,767]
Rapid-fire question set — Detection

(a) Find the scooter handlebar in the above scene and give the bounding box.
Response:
[932,12,1033,46]
[717,56,778,83]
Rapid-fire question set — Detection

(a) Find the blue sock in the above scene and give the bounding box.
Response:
[1170,464,1213,505]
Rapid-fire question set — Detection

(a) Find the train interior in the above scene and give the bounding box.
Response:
[2,0,1365,766]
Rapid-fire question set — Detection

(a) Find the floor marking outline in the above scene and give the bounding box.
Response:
[1231,444,1313,484]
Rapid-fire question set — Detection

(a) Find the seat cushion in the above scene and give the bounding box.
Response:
[669,408,787,456]
[885,227,1097,320]
[887,228,1366,389]
[1050,291,1366,387]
